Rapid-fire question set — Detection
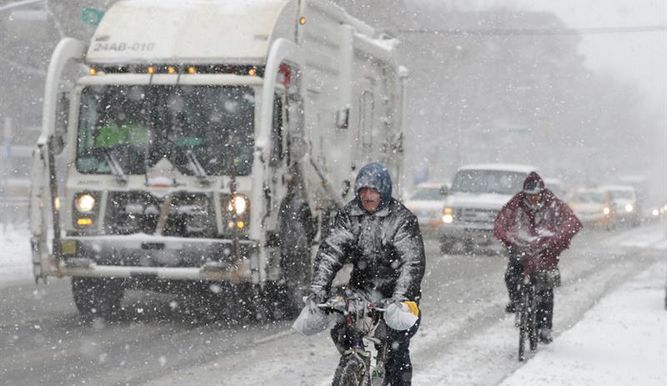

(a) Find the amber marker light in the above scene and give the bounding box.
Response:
[147,66,156,74]
[77,218,93,226]
[299,16,306,25]
[167,66,177,74]
[187,66,197,74]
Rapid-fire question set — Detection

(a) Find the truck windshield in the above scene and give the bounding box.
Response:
[76,85,255,176]
[451,170,527,195]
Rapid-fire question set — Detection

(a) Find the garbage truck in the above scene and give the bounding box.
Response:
[30,0,407,320]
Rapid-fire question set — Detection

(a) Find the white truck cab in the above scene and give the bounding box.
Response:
[30,0,407,319]
[439,164,537,254]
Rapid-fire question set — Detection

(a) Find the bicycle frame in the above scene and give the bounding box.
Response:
[321,293,388,385]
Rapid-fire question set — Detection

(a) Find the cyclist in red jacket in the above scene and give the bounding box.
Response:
[494,172,582,343]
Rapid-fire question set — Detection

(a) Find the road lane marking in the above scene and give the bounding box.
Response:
[252,329,296,345]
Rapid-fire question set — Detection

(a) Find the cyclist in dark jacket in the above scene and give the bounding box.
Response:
[310,162,426,386]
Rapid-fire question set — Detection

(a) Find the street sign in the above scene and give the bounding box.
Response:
[81,7,104,26]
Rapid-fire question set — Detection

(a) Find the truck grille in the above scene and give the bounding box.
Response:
[105,191,216,237]
[457,208,499,223]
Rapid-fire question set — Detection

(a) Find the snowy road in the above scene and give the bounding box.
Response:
[0,223,665,385]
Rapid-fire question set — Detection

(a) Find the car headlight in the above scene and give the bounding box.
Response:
[74,193,96,213]
[228,195,248,215]
[603,207,611,215]
[624,204,634,213]
[442,207,454,224]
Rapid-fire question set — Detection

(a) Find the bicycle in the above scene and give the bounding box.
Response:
[318,291,388,386]
[515,268,558,361]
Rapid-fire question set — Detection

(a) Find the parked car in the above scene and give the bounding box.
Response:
[439,163,537,254]
[568,188,616,230]
[600,185,641,226]
[404,182,448,232]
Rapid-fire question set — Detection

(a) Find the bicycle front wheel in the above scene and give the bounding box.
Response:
[518,309,527,362]
[332,353,370,386]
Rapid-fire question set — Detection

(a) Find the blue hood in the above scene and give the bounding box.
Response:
[355,163,393,210]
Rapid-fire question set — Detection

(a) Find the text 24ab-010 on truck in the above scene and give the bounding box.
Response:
[30,0,407,320]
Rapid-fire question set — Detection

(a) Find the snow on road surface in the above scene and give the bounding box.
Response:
[1,222,665,385]
[143,222,666,386]
[500,262,667,386]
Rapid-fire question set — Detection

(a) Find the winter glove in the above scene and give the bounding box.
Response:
[384,299,420,331]
[543,267,561,288]
[307,287,328,305]
[292,297,336,336]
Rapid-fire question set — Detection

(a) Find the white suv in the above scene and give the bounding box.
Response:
[440,164,537,254]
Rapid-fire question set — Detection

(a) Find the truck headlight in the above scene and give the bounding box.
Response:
[624,204,633,212]
[222,194,250,233]
[229,195,248,215]
[74,193,96,213]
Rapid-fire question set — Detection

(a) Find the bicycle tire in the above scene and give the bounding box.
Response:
[528,288,539,351]
[332,353,370,386]
[518,285,532,362]
[518,307,527,362]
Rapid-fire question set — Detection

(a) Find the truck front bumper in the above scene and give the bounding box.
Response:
[48,235,260,282]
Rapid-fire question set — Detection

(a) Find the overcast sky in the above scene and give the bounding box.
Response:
[448,0,667,110]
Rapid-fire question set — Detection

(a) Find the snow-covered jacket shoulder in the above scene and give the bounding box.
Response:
[311,198,426,301]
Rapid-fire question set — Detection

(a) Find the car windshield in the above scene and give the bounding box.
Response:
[608,190,634,200]
[574,192,605,203]
[410,188,442,200]
[76,85,255,176]
[451,170,527,195]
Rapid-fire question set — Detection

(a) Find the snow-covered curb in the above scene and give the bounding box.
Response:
[500,261,667,386]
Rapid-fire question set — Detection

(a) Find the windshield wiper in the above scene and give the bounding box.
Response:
[185,150,209,183]
[103,150,128,184]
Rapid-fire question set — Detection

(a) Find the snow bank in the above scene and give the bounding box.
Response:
[0,227,32,287]
[501,262,667,386]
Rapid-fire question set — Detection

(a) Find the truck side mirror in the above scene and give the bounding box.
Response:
[439,185,449,196]
[53,91,70,155]
[288,134,307,162]
[335,107,349,129]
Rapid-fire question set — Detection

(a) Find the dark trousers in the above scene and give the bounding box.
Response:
[505,257,554,329]
[331,314,421,386]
